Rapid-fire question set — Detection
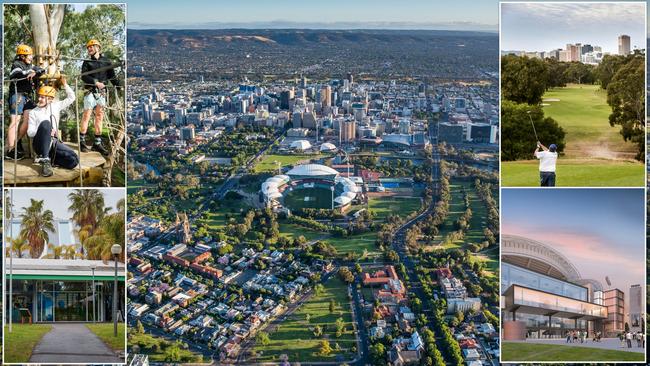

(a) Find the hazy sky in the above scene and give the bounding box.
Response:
[8,188,124,220]
[502,189,645,295]
[501,2,646,54]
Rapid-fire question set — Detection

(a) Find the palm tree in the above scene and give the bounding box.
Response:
[44,243,65,259]
[20,199,55,258]
[63,244,81,259]
[84,211,125,263]
[5,235,30,258]
[68,189,106,236]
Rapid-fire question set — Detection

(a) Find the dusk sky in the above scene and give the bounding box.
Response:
[502,189,645,295]
[8,189,124,219]
[501,2,646,54]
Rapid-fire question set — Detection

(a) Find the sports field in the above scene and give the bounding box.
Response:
[502,84,643,187]
[284,187,333,210]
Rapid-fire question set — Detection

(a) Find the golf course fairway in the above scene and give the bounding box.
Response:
[502,84,643,186]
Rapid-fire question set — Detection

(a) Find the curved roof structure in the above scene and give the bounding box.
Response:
[262,164,359,209]
[287,164,339,177]
[290,140,312,150]
[320,142,337,152]
[502,234,581,281]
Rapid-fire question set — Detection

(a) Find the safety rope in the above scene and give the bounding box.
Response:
[4,61,124,186]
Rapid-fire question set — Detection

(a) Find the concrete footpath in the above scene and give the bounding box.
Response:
[29,323,124,363]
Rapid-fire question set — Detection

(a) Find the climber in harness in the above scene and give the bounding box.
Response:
[6,44,45,160]
[27,78,79,177]
[80,39,120,156]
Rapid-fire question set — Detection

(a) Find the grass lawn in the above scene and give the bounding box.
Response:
[127,178,155,194]
[254,154,314,173]
[542,84,637,159]
[254,278,356,363]
[501,342,645,362]
[368,195,422,221]
[324,232,380,258]
[501,159,644,187]
[129,332,203,363]
[199,199,250,229]
[4,324,52,363]
[86,323,126,351]
[278,223,325,243]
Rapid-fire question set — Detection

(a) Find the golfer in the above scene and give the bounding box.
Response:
[534,141,557,187]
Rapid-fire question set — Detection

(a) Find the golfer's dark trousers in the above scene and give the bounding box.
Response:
[33,120,79,169]
[540,171,556,187]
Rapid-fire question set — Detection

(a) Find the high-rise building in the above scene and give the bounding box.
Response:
[341,119,356,142]
[618,35,631,55]
[320,85,332,107]
[180,126,195,141]
[629,284,643,331]
[346,72,354,84]
[280,89,294,110]
[603,289,625,337]
[565,44,580,62]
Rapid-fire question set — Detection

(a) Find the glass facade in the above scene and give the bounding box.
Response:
[8,279,123,323]
[603,289,624,336]
[508,285,607,318]
[502,262,588,301]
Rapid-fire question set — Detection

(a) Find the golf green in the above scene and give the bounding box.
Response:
[501,159,644,187]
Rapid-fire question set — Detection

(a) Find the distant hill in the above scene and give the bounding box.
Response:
[127,29,495,49]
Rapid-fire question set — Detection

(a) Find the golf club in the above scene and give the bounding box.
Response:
[527,110,539,142]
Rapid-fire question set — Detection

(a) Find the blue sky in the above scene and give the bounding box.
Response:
[125,0,499,30]
[502,189,645,294]
[9,189,124,219]
[501,2,646,53]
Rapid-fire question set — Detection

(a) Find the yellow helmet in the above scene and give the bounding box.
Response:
[16,44,33,55]
[37,86,56,98]
[86,39,101,48]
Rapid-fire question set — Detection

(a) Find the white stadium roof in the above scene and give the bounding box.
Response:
[287,164,339,177]
[320,142,337,152]
[290,140,312,150]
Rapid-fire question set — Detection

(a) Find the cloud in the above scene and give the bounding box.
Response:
[502,223,644,278]
[502,2,644,28]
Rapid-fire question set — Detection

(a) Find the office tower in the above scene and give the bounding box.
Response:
[618,35,631,55]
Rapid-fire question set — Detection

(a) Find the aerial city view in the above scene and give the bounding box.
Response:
[125,0,499,364]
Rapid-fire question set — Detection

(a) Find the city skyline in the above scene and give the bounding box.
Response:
[501,2,645,54]
[502,189,644,296]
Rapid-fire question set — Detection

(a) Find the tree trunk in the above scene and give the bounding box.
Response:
[29,4,65,76]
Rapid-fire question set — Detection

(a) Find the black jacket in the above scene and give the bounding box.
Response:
[8,58,44,97]
[81,54,120,91]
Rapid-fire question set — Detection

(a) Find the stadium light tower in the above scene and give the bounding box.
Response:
[330,186,335,210]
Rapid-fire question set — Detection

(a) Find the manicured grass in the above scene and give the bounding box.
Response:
[199,199,250,229]
[368,195,422,221]
[278,223,325,243]
[254,154,314,173]
[284,187,334,210]
[254,278,356,362]
[501,342,645,362]
[324,232,380,258]
[127,178,155,194]
[129,332,203,363]
[4,324,52,363]
[86,323,126,351]
[501,159,644,187]
[542,84,637,159]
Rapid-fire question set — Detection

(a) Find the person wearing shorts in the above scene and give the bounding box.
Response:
[27,79,78,177]
[80,39,120,156]
[6,44,45,160]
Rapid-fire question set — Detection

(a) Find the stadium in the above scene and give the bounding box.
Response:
[261,163,361,211]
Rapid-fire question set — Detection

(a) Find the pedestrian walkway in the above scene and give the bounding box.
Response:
[29,323,123,363]
[508,338,645,353]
